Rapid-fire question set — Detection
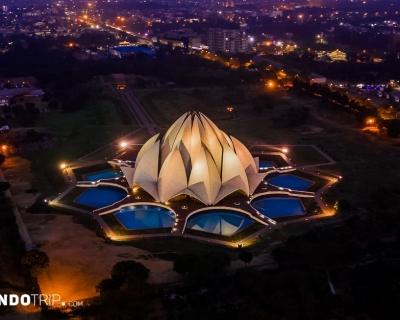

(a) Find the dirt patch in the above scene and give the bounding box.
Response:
[23,213,182,302]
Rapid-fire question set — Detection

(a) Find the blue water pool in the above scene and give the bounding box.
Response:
[186,210,254,236]
[259,161,274,169]
[75,186,127,208]
[114,206,175,229]
[252,196,306,218]
[266,173,313,191]
[84,169,123,181]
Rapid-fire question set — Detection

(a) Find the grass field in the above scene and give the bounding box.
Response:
[138,88,246,126]
[29,82,139,175]
[24,82,400,255]
[286,145,331,166]
[134,86,400,210]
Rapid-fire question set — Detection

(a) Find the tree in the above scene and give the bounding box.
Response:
[95,278,121,297]
[48,100,59,110]
[190,258,213,285]
[204,250,231,272]
[25,102,35,110]
[173,253,199,275]
[111,260,150,287]
[0,181,11,191]
[238,251,253,265]
[21,249,50,277]
[334,198,351,212]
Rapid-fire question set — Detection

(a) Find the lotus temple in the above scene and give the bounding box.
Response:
[52,112,336,245]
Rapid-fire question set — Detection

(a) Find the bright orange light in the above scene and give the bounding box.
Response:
[121,142,127,148]
[83,15,88,19]
[2,145,6,150]
[68,43,74,47]
[282,148,288,153]
[60,163,66,169]
[227,107,234,112]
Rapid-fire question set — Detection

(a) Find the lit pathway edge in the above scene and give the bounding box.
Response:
[51,143,339,247]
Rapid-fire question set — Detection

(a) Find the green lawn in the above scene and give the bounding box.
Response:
[30,94,138,174]
[138,88,241,126]
[287,146,331,166]
[102,74,114,84]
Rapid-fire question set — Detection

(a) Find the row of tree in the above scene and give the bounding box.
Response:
[292,77,380,124]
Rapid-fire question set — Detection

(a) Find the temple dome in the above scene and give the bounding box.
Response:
[131,112,267,205]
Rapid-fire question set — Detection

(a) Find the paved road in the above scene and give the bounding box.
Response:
[78,127,143,162]
[120,90,157,135]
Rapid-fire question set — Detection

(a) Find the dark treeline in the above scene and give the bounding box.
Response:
[0,36,255,91]
[291,77,380,124]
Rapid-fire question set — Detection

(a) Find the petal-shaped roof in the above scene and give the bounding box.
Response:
[132,112,264,205]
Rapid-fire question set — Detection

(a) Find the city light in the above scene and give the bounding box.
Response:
[121,142,127,148]
[282,148,288,153]
[60,163,66,169]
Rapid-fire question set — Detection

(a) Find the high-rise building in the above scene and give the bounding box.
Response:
[206,28,248,53]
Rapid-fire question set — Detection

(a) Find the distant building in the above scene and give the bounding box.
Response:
[190,37,208,51]
[0,96,9,106]
[162,29,198,40]
[109,46,156,59]
[113,74,126,90]
[206,28,247,53]
[158,29,199,51]
[327,50,347,61]
[22,10,41,17]
[159,38,184,49]
[0,88,44,106]
[268,10,283,18]
[315,50,347,62]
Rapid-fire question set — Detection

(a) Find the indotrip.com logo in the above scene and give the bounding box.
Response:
[0,294,83,307]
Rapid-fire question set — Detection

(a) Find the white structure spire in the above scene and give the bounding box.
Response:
[132,112,267,205]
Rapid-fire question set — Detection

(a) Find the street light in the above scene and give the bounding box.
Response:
[121,142,127,148]
[282,148,288,153]
[60,163,66,169]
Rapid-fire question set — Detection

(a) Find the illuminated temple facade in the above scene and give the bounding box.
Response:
[121,112,268,205]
